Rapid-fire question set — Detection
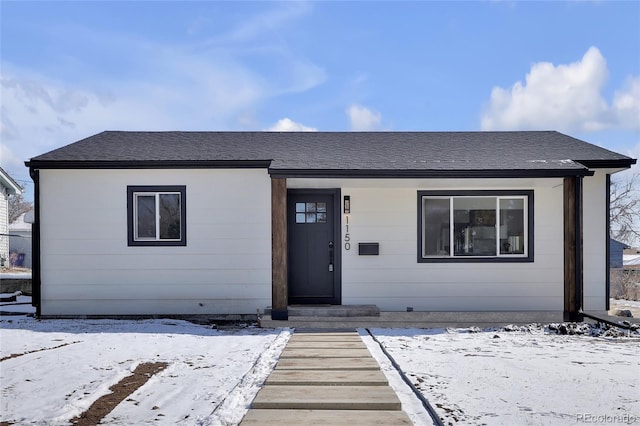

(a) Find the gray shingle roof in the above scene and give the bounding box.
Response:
[26,131,635,177]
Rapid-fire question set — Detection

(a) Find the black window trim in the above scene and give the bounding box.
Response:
[417,189,534,263]
[127,185,187,247]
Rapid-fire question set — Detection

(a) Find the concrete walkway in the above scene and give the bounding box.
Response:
[240,331,413,425]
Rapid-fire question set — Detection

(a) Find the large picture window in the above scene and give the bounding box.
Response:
[127,186,186,246]
[418,190,533,262]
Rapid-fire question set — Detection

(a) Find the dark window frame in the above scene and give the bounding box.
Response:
[417,190,534,263]
[127,185,187,247]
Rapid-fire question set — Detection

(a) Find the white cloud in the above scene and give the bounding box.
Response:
[267,118,317,131]
[0,71,178,170]
[481,47,639,132]
[616,140,640,180]
[212,2,312,44]
[0,3,328,201]
[346,104,382,131]
[612,76,640,130]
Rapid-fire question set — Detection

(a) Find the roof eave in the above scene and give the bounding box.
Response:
[577,158,637,169]
[268,168,594,179]
[25,160,273,170]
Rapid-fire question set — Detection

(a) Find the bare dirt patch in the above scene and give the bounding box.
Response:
[70,362,168,426]
[0,341,80,362]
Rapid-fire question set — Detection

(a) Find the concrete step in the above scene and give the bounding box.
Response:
[250,385,402,410]
[266,369,388,386]
[276,357,380,371]
[270,315,382,322]
[264,305,380,317]
[284,341,368,349]
[288,333,364,342]
[240,409,413,425]
[279,348,372,359]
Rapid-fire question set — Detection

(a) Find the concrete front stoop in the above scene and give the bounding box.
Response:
[240,331,413,425]
[259,310,567,329]
[264,304,381,318]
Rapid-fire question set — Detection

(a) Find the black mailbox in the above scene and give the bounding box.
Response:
[359,242,379,255]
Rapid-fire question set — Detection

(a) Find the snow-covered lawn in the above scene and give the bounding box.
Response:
[0,318,290,425]
[1,317,638,425]
[372,325,640,425]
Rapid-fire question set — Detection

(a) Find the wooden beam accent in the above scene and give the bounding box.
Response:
[564,177,576,315]
[564,176,583,319]
[271,177,288,320]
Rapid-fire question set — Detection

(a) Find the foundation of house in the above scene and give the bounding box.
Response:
[259,309,567,329]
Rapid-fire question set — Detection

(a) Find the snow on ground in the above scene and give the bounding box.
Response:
[0,270,32,280]
[2,315,639,426]
[0,317,290,425]
[611,298,640,318]
[0,294,35,315]
[371,325,640,425]
[359,330,435,425]
[614,299,640,309]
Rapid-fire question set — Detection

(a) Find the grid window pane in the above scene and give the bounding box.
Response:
[295,202,329,224]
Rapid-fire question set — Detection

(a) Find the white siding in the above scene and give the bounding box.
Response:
[39,169,271,316]
[290,177,565,311]
[582,171,608,311]
[39,169,611,315]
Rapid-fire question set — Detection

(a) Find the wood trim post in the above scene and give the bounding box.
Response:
[564,176,583,320]
[577,176,584,316]
[271,177,288,320]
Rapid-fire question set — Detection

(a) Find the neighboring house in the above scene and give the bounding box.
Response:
[25,131,636,319]
[618,248,640,300]
[610,240,633,303]
[9,210,34,269]
[609,239,629,269]
[0,167,23,268]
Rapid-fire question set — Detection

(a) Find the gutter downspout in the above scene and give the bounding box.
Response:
[29,168,41,318]
[605,174,611,311]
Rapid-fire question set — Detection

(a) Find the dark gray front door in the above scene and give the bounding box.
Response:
[288,190,340,304]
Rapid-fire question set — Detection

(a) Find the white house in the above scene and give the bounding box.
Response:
[25,131,636,319]
[0,167,23,268]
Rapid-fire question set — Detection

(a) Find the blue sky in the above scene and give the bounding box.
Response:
[1,1,639,201]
